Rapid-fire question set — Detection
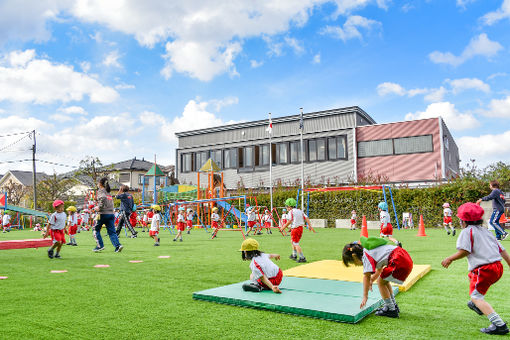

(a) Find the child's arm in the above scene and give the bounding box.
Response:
[43,221,51,238]
[501,250,510,268]
[259,275,282,294]
[280,219,291,231]
[268,254,280,260]
[441,250,469,268]
[370,268,382,285]
[360,272,372,308]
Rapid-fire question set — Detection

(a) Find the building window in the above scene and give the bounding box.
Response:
[309,140,317,161]
[317,139,326,161]
[244,146,253,168]
[181,153,192,172]
[328,137,337,160]
[119,172,130,183]
[224,148,237,169]
[194,151,209,171]
[394,135,433,155]
[290,141,301,163]
[278,143,288,164]
[328,136,347,160]
[138,174,144,185]
[211,149,222,168]
[358,139,393,158]
[155,177,161,186]
[261,145,269,166]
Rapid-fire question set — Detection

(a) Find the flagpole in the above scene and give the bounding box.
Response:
[268,112,273,219]
[300,108,304,210]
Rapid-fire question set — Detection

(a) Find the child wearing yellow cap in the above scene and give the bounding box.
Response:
[211,207,221,239]
[149,205,161,246]
[240,238,282,293]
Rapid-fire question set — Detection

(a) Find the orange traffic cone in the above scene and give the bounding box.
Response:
[360,215,369,238]
[417,215,427,237]
[500,214,508,224]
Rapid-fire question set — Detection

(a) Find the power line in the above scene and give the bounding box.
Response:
[0,131,32,138]
[0,158,77,168]
[0,134,31,153]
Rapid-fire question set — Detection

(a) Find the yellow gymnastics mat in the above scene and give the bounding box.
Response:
[283,260,431,292]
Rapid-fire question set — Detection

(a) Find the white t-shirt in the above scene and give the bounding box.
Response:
[281,213,288,221]
[263,214,271,223]
[351,213,357,220]
[82,212,89,222]
[287,208,307,229]
[68,214,78,226]
[49,212,67,230]
[187,212,194,221]
[177,213,185,223]
[443,208,452,217]
[250,253,280,280]
[380,210,390,227]
[150,213,161,231]
[143,214,148,223]
[456,225,505,271]
[2,214,11,226]
[362,244,397,274]
[211,213,220,222]
[246,208,256,222]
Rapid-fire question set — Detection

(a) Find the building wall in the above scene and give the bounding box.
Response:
[440,118,460,178]
[356,118,443,182]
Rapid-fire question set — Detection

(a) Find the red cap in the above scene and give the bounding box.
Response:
[88,204,94,209]
[52,200,65,209]
[456,202,484,221]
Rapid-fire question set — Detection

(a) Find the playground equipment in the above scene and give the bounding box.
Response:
[141,158,167,206]
[296,185,400,230]
[0,193,48,230]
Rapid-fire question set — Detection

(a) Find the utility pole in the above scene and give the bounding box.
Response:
[32,130,37,210]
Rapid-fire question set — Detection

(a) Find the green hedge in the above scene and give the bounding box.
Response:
[251,182,491,228]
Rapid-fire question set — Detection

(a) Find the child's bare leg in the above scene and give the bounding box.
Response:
[472,298,495,315]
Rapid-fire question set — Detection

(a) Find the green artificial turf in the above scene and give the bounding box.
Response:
[0,227,509,339]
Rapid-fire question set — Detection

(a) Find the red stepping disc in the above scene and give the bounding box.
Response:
[94,264,110,268]
[158,256,170,258]
[0,276,8,279]
[50,270,67,273]
[129,260,143,263]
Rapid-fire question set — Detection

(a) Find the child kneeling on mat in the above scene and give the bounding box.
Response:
[342,236,413,318]
[240,238,282,294]
[441,202,510,335]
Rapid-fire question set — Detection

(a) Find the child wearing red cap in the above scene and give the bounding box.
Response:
[342,236,413,318]
[44,200,67,259]
[350,210,357,230]
[262,209,272,234]
[442,202,455,236]
[442,202,510,335]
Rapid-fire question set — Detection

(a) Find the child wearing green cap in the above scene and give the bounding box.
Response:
[280,198,311,263]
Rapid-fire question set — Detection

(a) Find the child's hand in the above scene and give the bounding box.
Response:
[441,257,452,268]
[360,296,368,309]
[274,254,280,260]
[272,286,282,294]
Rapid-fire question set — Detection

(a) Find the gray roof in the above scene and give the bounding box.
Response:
[175,106,376,137]
[9,170,49,186]
[110,157,155,171]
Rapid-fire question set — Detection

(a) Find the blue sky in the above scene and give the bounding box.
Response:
[0,0,509,174]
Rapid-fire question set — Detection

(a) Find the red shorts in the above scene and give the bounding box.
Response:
[3,223,11,228]
[149,230,158,237]
[469,261,503,296]
[264,222,271,228]
[211,221,219,229]
[281,219,287,226]
[69,225,78,236]
[51,229,66,244]
[381,247,413,284]
[350,219,356,225]
[248,221,257,228]
[186,220,193,228]
[443,216,452,224]
[257,269,283,289]
[177,222,185,231]
[380,223,393,236]
[291,226,303,244]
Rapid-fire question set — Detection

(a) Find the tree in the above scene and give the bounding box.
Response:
[77,156,112,188]
[32,173,78,208]
[4,180,29,206]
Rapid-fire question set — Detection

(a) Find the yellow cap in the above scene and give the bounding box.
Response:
[66,206,77,212]
[212,207,218,212]
[239,238,259,251]
[151,204,161,211]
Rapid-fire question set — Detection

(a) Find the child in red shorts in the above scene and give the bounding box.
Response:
[342,236,414,318]
[174,207,185,242]
[66,206,78,246]
[186,208,194,234]
[350,210,357,230]
[442,202,510,335]
[240,238,282,293]
[149,205,161,246]
[378,202,401,247]
[262,209,272,234]
[442,202,455,236]
[44,200,67,259]
[280,198,311,263]
[211,207,221,239]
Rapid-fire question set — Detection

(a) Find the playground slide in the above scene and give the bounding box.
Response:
[215,200,248,223]
[3,204,48,218]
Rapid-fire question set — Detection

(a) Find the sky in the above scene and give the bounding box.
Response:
[0,0,509,175]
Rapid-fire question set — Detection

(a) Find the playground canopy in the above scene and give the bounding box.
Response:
[0,193,48,218]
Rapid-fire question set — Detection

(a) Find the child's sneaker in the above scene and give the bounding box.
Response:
[93,246,105,252]
[154,242,160,246]
[467,301,483,315]
[397,242,403,248]
[179,239,183,242]
[289,254,297,260]
[73,243,78,246]
[66,242,73,246]
[452,229,456,236]
[375,306,399,318]
[115,245,123,253]
[47,248,54,259]
[54,254,62,259]
[480,323,509,335]
[502,232,509,240]
[242,282,263,292]
[297,257,307,263]
[447,230,451,235]
[187,230,190,234]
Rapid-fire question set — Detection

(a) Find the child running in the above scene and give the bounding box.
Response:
[245,205,258,236]
[378,202,402,247]
[211,207,220,239]
[350,210,357,230]
[186,208,194,234]
[477,180,508,241]
[44,200,68,259]
[280,208,288,229]
[441,202,510,335]
[174,207,185,242]
[280,198,310,263]
[262,209,272,234]
[240,238,282,293]
[149,205,161,246]
[2,211,11,233]
[115,185,137,238]
[443,202,455,236]
[66,206,78,246]
[342,236,414,318]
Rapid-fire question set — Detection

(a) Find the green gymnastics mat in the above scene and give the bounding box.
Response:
[193,276,399,323]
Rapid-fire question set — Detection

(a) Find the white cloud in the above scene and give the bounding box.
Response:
[446,78,490,94]
[377,82,445,102]
[456,0,477,8]
[457,130,510,167]
[429,33,503,67]
[0,50,119,104]
[250,59,264,68]
[377,82,406,96]
[102,50,122,68]
[405,102,479,130]
[49,113,74,122]
[481,0,510,25]
[321,15,381,42]
[115,83,135,90]
[484,95,510,118]
[80,61,91,73]
[60,106,87,115]
[284,37,305,55]
[312,53,321,64]
[487,72,508,80]
[331,0,389,18]
[423,87,447,102]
